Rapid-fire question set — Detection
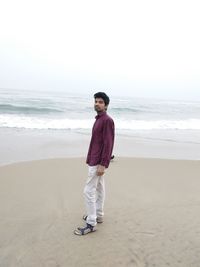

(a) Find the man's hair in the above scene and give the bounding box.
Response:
[94,92,110,106]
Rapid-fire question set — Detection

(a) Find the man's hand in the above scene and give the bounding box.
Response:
[96,165,105,176]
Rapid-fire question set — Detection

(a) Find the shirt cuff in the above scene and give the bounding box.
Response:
[100,159,109,168]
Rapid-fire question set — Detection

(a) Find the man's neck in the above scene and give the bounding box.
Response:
[97,110,106,114]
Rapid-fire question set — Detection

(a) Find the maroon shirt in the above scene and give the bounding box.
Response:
[86,111,115,168]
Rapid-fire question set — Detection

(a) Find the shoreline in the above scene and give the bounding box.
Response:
[0,128,200,166]
[1,156,200,171]
[1,155,200,169]
[1,127,200,166]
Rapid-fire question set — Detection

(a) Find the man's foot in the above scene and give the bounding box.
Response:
[82,214,104,223]
[74,223,96,236]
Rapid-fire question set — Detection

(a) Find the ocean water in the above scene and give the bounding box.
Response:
[0,88,200,142]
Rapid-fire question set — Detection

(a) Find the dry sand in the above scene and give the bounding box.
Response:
[0,157,200,267]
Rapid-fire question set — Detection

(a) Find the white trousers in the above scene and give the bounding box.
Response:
[83,165,105,226]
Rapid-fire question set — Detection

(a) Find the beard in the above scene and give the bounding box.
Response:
[94,106,100,111]
[94,105,106,112]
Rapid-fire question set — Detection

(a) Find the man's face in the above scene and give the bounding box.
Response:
[94,98,107,113]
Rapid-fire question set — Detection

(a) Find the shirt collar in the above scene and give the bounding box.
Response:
[95,111,107,119]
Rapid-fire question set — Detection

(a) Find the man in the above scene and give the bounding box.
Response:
[74,92,115,235]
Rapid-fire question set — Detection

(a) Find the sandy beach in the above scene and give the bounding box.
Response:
[0,157,200,267]
[1,0,200,265]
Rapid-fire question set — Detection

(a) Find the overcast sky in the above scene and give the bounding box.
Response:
[0,0,199,100]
